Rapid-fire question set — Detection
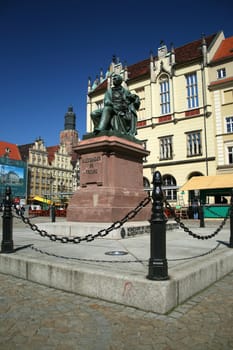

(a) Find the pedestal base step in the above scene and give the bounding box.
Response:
[37,220,179,240]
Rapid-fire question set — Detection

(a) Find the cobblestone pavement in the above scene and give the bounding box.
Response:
[0,271,232,350]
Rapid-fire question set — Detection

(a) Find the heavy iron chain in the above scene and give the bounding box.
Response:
[13,195,226,262]
[18,194,152,244]
[29,241,222,263]
[164,199,229,240]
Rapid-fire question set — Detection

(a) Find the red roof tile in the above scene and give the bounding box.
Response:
[128,58,150,80]
[47,145,59,164]
[212,36,233,62]
[175,34,216,63]
[209,76,233,87]
[0,141,22,160]
[91,33,217,94]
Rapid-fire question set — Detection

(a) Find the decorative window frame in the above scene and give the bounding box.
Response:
[159,74,171,115]
[162,174,177,201]
[185,72,199,109]
[225,116,233,133]
[225,141,233,165]
[186,130,202,157]
[159,135,173,160]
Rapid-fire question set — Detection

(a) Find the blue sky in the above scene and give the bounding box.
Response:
[0,0,232,146]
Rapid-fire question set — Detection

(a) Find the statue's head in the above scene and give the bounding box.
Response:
[112,74,123,86]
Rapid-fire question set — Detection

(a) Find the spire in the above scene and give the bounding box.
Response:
[150,50,153,61]
[100,68,104,82]
[88,76,92,93]
[91,75,99,90]
[201,33,207,67]
[112,54,118,64]
[123,61,128,81]
[64,106,76,130]
[170,42,176,66]
[150,50,154,78]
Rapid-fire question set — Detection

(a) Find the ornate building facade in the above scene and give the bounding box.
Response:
[19,106,79,205]
[86,30,233,206]
[209,36,233,175]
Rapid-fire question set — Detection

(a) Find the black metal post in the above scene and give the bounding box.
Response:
[1,186,14,253]
[199,202,205,228]
[229,189,233,248]
[51,203,56,222]
[147,171,169,280]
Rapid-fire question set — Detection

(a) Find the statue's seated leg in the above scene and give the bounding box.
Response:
[91,109,102,129]
[111,111,128,134]
[130,115,137,136]
[95,106,113,133]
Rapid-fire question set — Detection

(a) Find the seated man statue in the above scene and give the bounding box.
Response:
[91,74,140,137]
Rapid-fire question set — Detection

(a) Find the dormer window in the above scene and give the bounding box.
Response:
[217,68,226,79]
[4,147,11,156]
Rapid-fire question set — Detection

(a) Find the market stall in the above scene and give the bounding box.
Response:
[180,174,233,218]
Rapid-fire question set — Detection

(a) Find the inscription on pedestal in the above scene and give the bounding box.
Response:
[81,155,103,186]
[120,225,150,238]
[67,136,151,222]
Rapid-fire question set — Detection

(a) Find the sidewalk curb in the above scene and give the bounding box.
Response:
[0,247,232,314]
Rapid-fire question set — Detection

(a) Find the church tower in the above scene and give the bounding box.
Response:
[60,106,79,156]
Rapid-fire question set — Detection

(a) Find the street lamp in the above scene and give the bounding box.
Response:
[48,174,55,222]
[49,174,54,203]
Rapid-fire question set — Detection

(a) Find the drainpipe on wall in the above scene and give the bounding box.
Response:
[201,35,209,176]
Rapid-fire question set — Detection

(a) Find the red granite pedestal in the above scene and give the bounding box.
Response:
[67,135,151,223]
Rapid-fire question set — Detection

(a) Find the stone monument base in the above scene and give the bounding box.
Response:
[36,220,179,240]
[67,186,150,222]
[67,135,151,223]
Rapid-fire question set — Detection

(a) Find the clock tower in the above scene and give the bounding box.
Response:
[60,106,79,157]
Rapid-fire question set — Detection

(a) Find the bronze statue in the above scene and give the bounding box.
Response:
[91,74,140,136]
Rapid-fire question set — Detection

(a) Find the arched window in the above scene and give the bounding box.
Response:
[159,74,170,115]
[143,177,151,195]
[162,174,177,201]
[186,72,199,109]
[188,171,203,180]
[187,172,203,204]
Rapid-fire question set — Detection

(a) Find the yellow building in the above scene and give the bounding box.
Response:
[19,138,74,204]
[19,106,80,205]
[86,31,233,208]
[47,143,74,204]
[209,36,233,175]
